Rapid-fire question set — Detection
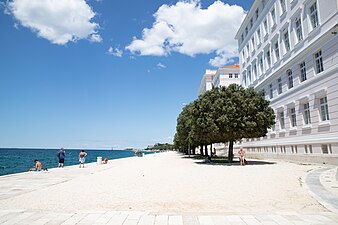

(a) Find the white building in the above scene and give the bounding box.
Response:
[198,65,240,95]
[197,69,217,96]
[235,0,338,164]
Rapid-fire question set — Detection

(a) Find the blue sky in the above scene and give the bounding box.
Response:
[0,0,253,149]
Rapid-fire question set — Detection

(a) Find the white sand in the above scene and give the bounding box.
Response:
[0,152,326,213]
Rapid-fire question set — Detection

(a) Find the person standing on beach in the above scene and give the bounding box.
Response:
[78,150,87,168]
[238,147,245,166]
[57,147,66,168]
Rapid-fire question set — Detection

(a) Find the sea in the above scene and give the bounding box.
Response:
[0,148,150,176]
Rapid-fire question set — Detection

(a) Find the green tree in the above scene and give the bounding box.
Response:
[190,90,219,156]
[174,103,195,154]
[213,84,275,162]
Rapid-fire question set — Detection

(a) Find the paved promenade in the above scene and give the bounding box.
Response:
[0,152,337,225]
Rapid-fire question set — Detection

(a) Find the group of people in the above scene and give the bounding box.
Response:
[29,148,109,171]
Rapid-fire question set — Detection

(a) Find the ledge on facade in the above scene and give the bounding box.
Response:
[280,12,287,22]
[264,34,269,42]
[318,121,331,127]
[271,24,277,33]
[302,125,312,130]
[308,26,321,39]
[290,0,298,9]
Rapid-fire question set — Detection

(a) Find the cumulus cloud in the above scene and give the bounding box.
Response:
[90,34,102,43]
[7,0,101,45]
[107,46,123,57]
[126,0,246,67]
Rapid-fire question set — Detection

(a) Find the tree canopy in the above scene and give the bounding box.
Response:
[174,84,275,162]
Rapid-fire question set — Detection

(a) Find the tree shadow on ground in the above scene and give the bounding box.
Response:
[181,154,275,166]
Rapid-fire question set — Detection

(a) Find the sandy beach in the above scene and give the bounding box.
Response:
[0,152,327,214]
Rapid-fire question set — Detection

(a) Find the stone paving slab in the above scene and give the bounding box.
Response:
[0,210,338,225]
[305,167,338,213]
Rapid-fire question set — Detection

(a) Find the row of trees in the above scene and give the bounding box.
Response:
[174,84,275,162]
[145,143,174,151]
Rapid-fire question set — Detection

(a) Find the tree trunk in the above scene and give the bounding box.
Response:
[192,146,196,155]
[200,145,204,156]
[228,140,234,163]
[204,145,208,157]
[210,143,213,156]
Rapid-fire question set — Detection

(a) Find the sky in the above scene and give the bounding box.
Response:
[0,0,254,150]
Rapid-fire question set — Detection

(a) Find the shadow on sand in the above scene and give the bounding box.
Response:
[181,155,275,166]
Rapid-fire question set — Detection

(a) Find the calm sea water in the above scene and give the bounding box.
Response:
[0,148,150,176]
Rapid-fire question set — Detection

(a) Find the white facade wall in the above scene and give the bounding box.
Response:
[213,67,241,88]
[198,67,240,95]
[197,70,217,96]
[235,0,338,162]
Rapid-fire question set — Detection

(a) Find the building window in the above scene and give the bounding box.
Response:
[320,96,330,121]
[280,111,285,129]
[235,73,239,78]
[257,28,261,43]
[280,0,286,14]
[241,34,244,42]
[253,64,257,79]
[264,19,268,36]
[243,73,247,86]
[250,18,253,28]
[271,8,276,26]
[321,144,332,154]
[309,2,319,29]
[287,69,293,89]
[290,107,297,127]
[259,57,264,74]
[266,50,271,67]
[251,37,255,48]
[245,26,248,35]
[255,8,259,19]
[283,30,290,52]
[300,61,307,82]
[295,17,303,42]
[274,41,280,60]
[277,77,282,94]
[247,70,252,84]
[229,73,233,78]
[246,45,250,57]
[305,145,313,154]
[314,50,324,74]
[269,83,273,99]
[303,102,311,125]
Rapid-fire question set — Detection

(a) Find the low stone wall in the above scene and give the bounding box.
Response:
[245,152,338,166]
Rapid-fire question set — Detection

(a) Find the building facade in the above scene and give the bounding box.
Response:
[235,0,338,163]
[198,65,240,95]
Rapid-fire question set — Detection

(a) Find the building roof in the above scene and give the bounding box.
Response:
[220,64,240,69]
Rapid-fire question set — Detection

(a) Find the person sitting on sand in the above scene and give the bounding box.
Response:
[103,156,108,164]
[238,147,245,166]
[29,159,42,171]
[78,150,87,168]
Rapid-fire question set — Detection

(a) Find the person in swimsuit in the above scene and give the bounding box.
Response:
[29,159,42,171]
[238,147,245,166]
[78,150,87,168]
[103,156,108,164]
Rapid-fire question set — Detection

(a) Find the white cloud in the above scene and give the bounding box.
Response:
[7,0,100,45]
[157,62,166,69]
[107,46,123,57]
[90,34,102,43]
[126,0,245,67]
